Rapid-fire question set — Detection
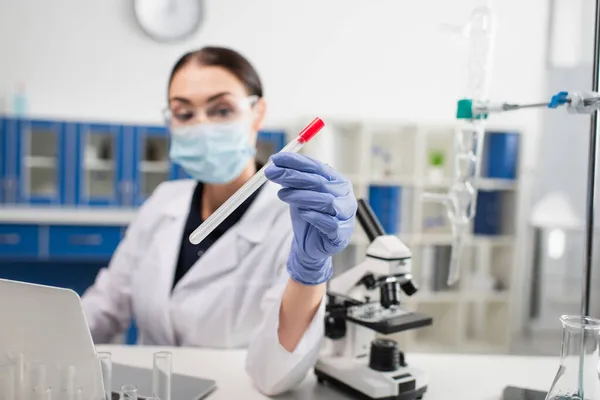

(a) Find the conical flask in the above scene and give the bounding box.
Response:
[545,315,600,400]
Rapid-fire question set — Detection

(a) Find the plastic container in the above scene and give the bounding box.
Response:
[473,190,502,235]
[483,131,519,179]
[368,185,401,234]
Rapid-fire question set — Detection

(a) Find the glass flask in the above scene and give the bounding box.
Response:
[545,315,600,400]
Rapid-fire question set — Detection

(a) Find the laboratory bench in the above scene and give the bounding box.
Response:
[97,344,556,400]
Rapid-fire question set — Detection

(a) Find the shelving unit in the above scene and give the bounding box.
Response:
[302,119,522,354]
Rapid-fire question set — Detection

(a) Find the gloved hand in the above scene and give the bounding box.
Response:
[265,152,357,285]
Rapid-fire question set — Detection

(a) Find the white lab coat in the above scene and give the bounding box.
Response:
[81,180,326,395]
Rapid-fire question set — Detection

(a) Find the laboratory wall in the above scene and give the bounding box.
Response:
[0,0,547,166]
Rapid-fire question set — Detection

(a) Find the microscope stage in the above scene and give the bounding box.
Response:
[347,307,433,335]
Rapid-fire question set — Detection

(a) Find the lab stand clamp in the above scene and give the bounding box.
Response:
[426,89,600,288]
[315,199,433,400]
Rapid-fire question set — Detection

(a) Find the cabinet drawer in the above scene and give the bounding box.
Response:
[0,225,39,258]
[48,225,121,259]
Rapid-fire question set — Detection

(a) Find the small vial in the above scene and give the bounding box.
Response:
[33,387,51,400]
[1,364,16,400]
[152,352,172,400]
[120,385,137,400]
[61,365,76,400]
[29,362,47,393]
[6,352,25,400]
[74,386,84,400]
[97,352,112,400]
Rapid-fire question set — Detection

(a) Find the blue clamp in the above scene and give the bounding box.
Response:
[549,91,569,108]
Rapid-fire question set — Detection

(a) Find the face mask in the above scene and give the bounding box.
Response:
[169,120,256,184]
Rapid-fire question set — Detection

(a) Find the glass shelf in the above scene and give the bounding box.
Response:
[26,126,58,197]
[140,136,169,198]
[83,131,115,199]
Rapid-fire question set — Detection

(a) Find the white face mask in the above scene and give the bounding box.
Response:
[169,120,256,184]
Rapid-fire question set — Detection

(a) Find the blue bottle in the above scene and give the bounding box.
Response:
[12,83,28,117]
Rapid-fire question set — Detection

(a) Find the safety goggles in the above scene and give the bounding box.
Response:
[163,94,259,127]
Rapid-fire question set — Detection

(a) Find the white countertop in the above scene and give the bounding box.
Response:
[97,345,558,400]
[0,206,137,225]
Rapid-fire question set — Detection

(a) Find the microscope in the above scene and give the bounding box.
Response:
[315,199,433,400]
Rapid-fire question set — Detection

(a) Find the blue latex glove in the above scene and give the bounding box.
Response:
[265,152,357,285]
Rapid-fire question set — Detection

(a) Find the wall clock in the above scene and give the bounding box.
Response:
[133,0,204,43]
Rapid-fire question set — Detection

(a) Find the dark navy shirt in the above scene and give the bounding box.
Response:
[173,176,264,289]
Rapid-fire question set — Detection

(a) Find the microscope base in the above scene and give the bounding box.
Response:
[315,356,427,400]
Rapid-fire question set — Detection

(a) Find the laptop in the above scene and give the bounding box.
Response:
[111,363,216,400]
[0,279,216,400]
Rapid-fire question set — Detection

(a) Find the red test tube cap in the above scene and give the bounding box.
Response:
[298,117,325,143]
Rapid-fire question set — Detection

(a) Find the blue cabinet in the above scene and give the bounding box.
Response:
[132,125,173,205]
[0,118,5,203]
[0,224,40,259]
[0,116,288,208]
[15,119,68,204]
[75,123,130,206]
[48,225,122,259]
[0,224,124,261]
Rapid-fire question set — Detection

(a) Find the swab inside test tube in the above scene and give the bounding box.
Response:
[189,117,326,245]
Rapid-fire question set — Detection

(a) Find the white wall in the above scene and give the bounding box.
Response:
[0,0,548,163]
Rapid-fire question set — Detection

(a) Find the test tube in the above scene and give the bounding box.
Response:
[189,117,325,245]
[74,386,84,400]
[29,362,47,395]
[1,363,16,400]
[97,352,112,400]
[62,365,76,400]
[120,385,137,400]
[7,352,25,399]
[152,352,172,400]
[33,387,51,400]
[447,222,468,285]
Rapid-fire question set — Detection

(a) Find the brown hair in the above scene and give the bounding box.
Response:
[168,46,263,98]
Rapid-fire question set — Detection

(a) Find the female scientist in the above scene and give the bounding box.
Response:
[81,46,357,395]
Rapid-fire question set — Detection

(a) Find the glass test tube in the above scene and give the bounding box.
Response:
[8,352,25,400]
[152,352,172,400]
[74,386,84,400]
[33,387,51,400]
[29,362,47,393]
[97,352,112,400]
[62,365,76,400]
[120,385,137,400]
[188,117,325,245]
[1,363,16,400]
[34,388,50,400]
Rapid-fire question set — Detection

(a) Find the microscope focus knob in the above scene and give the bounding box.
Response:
[369,338,400,372]
[324,315,346,340]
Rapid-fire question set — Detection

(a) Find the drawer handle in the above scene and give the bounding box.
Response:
[68,234,103,246]
[0,234,21,246]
